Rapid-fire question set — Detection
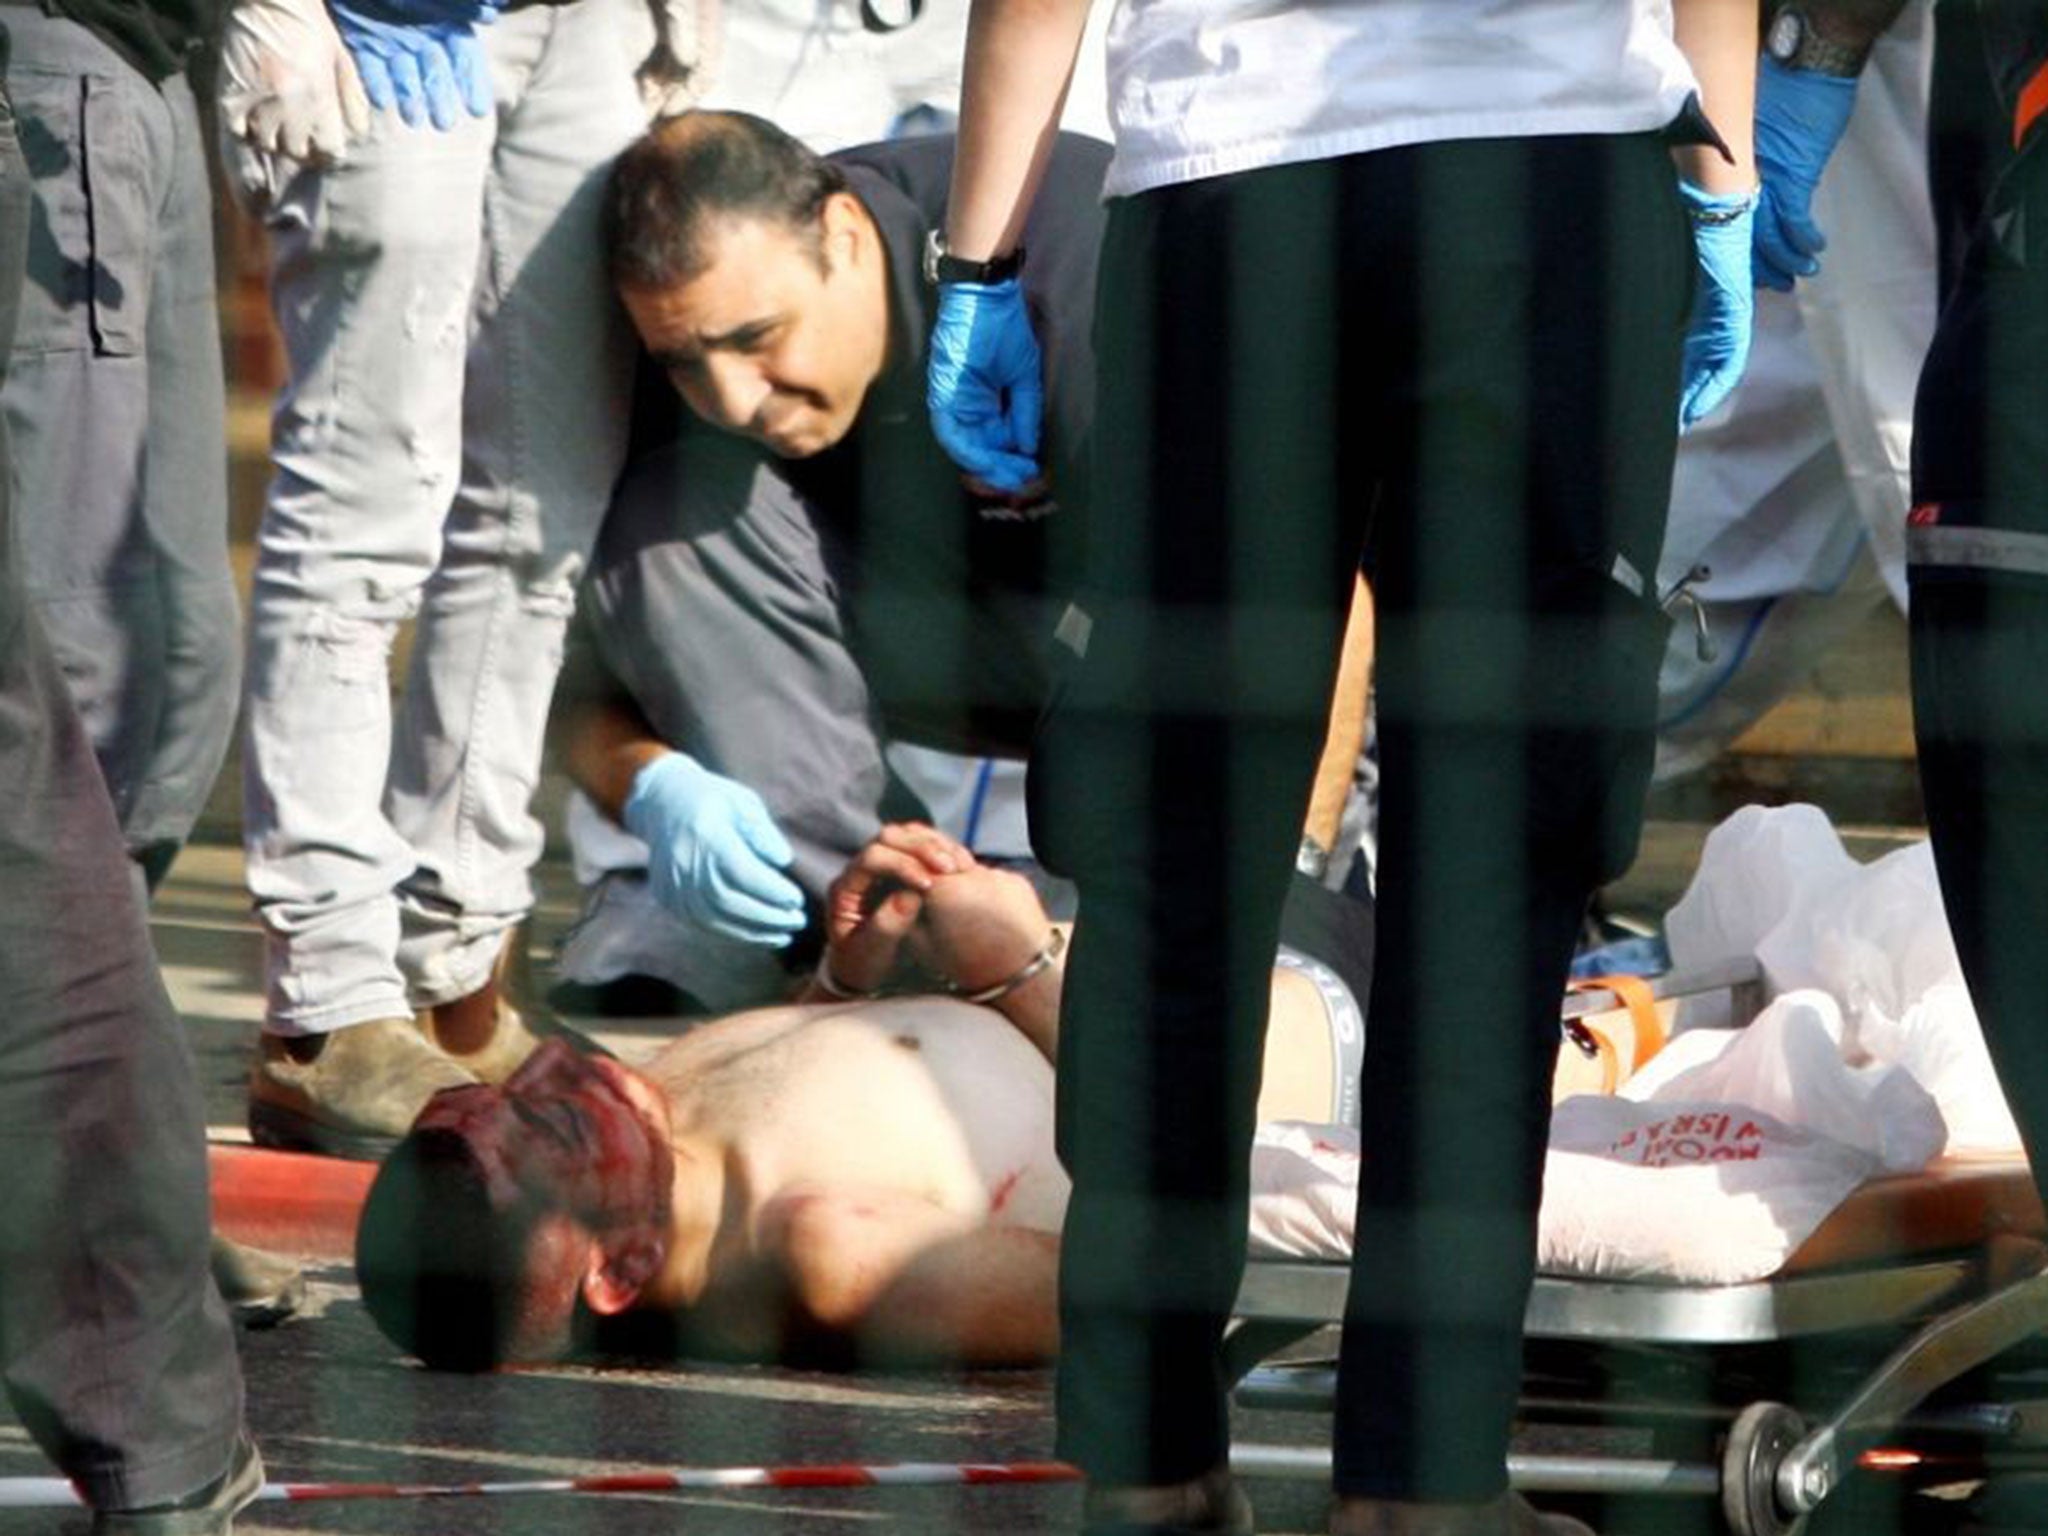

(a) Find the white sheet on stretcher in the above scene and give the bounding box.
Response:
[1663,803,2019,1154]
[1246,805,2020,1286]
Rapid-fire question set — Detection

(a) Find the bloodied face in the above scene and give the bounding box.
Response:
[357,1040,678,1369]
[416,1039,677,1240]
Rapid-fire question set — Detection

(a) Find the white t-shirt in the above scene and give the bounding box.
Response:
[1100,0,1700,198]
[684,0,1112,151]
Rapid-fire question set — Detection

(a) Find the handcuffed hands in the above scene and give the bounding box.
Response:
[328,0,497,131]
[926,276,1044,495]
[906,862,1054,1001]
[821,823,977,995]
[622,752,809,948]
[220,0,371,163]
[1677,181,1757,432]
[1752,56,1859,291]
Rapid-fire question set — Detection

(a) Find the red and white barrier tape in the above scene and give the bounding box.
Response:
[0,1460,1083,1509]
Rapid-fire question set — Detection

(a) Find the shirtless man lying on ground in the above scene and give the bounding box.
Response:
[354,823,1368,1371]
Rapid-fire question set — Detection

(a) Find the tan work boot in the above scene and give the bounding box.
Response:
[1330,1492,1596,1536]
[417,927,547,1085]
[1083,1467,1254,1535]
[249,1019,479,1161]
[418,983,543,1086]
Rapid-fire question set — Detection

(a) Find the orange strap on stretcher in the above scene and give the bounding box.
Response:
[2018,56,2048,150]
[1560,974,1668,1097]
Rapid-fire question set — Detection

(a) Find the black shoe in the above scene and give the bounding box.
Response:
[210,1233,305,1329]
[1966,1474,2048,1533]
[1330,1492,1596,1536]
[91,1432,264,1535]
[1082,1468,1254,1535]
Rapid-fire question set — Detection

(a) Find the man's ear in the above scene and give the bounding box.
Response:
[818,190,867,273]
[581,1234,663,1316]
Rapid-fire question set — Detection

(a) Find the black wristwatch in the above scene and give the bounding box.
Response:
[1764,5,1867,77]
[923,227,1025,286]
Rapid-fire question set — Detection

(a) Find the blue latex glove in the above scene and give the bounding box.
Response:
[926,276,1044,494]
[621,752,809,947]
[329,0,494,131]
[1678,181,1757,432]
[1752,56,1859,291]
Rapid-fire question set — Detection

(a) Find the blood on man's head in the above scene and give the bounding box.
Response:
[355,1041,675,1371]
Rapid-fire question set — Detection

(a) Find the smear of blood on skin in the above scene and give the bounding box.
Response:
[989,1170,1023,1214]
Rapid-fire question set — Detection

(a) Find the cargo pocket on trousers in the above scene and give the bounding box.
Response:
[1024,597,1099,880]
[6,68,150,358]
[1024,593,1178,884]
[1526,555,1673,890]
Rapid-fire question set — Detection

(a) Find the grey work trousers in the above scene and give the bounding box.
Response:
[0,35,245,1509]
[2,11,238,886]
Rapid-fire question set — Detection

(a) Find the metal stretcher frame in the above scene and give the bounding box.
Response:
[1225,959,2048,1535]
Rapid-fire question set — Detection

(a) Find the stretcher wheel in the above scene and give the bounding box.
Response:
[1720,1402,1809,1536]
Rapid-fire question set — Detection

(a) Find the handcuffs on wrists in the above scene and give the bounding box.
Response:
[813,927,1067,1005]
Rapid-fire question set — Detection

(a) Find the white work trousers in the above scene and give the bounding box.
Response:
[237,0,644,1032]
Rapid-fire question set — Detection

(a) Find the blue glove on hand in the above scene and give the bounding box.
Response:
[329,0,494,131]
[1752,56,1859,291]
[926,276,1044,495]
[621,753,809,948]
[1678,182,1757,432]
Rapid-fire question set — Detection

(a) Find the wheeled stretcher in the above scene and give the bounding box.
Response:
[1226,960,2048,1535]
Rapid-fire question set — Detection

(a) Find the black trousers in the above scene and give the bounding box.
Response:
[1033,133,1689,1495]
[0,38,243,1509]
[1911,51,2048,1272]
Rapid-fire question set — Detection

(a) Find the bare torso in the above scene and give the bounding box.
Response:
[643,995,1071,1239]
[620,925,1352,1356]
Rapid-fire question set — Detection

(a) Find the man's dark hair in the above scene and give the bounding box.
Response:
[605,110,852,291]
[355,1128,587,1371]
